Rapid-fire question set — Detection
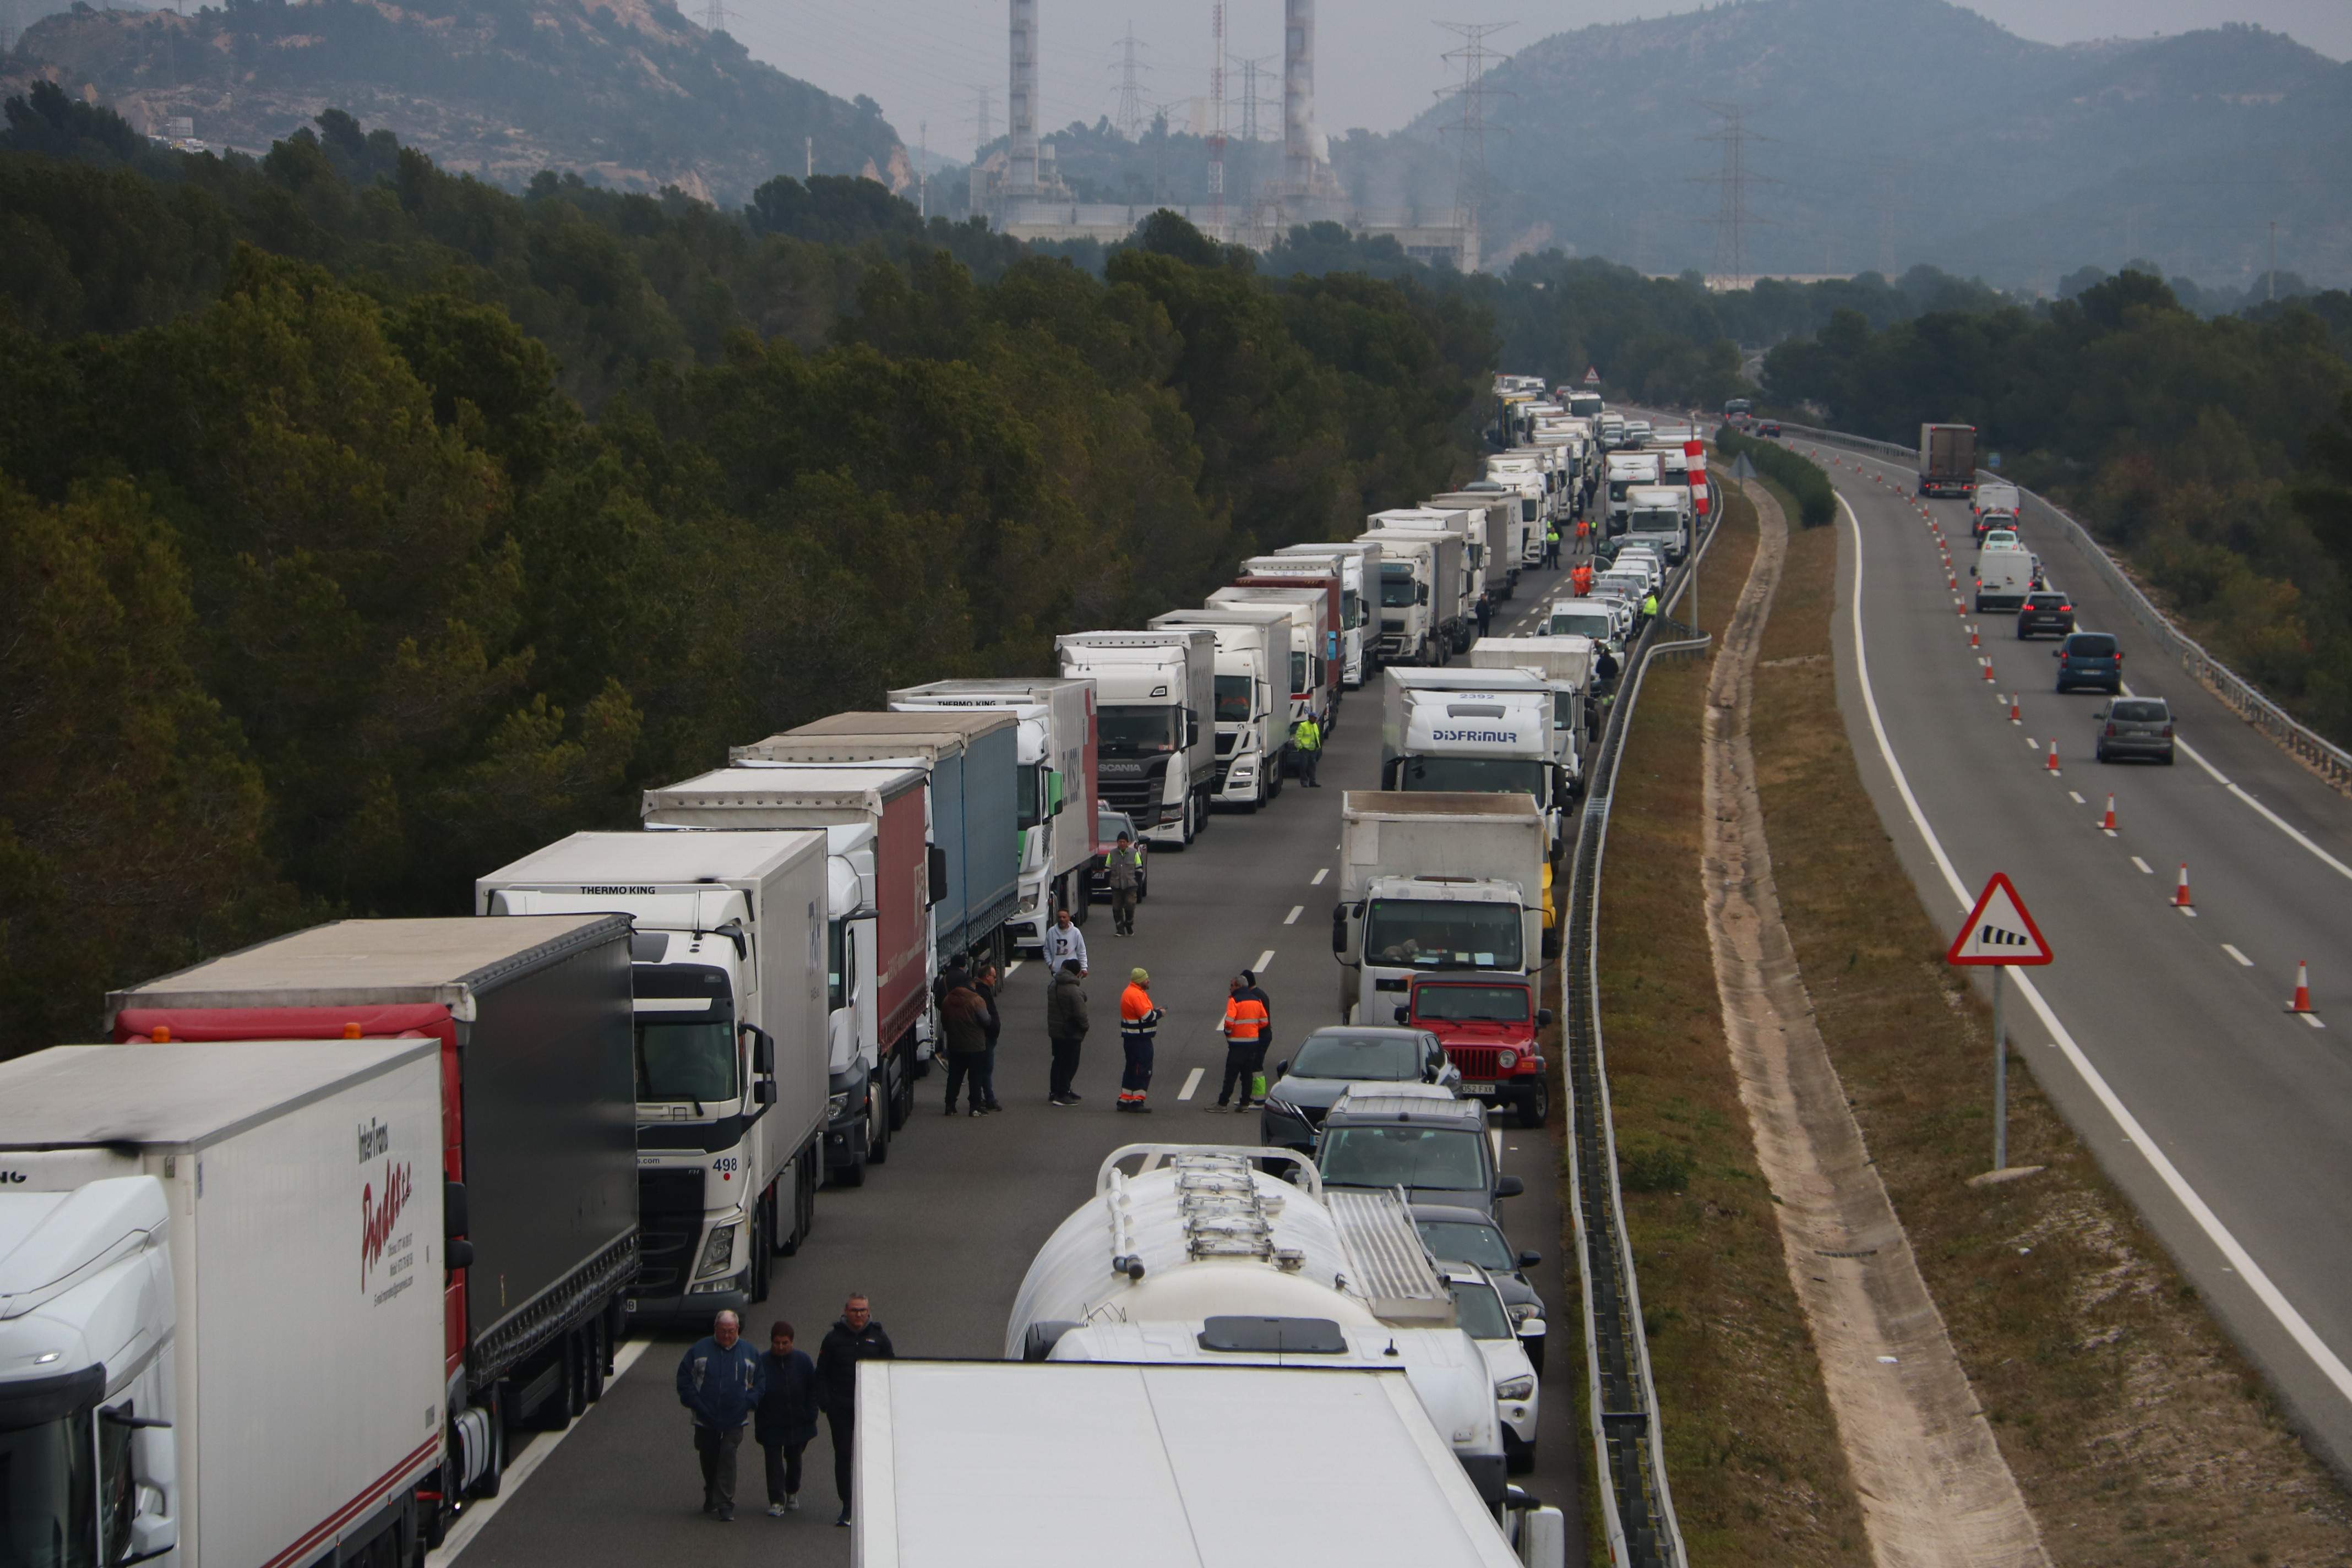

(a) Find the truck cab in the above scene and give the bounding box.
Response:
[1402,975,1551,1129]
[1273,541,1378,687]
[1055,630,1216,850]
[1603,453,1663,535]
[1150,606,1292,809]
[1382,668,1573,860]
[1621,483,1691,564]
[1360,533,1449,668]
[1206,585,1336,739]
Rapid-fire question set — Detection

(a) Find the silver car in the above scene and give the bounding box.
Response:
[2094,696,2175,764]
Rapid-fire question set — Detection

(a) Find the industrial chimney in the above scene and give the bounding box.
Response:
[1008,0,1039,194]
[1283,0,1314,195]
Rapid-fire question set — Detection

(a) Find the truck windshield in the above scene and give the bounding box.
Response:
[1396,756,1546,798]
[0,1401,95,1568]
[1363,899,1523,971]
[634,963,739,1103]
[1098,706,1180,756]
[1549,612,1611,640]
[1320,1125,1488,1194]
[1628,509,1679,531]
[1213,676,1252,725]
[1380,567,1418,608]
[1414,983,1531,1022]
[1290,651,1309,692]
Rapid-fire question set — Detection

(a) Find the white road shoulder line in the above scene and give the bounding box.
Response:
[1178,1066,1205,1101]
[427,1337,651,1566]
[2223,944,2253,967]
[1840,489,2352,1411]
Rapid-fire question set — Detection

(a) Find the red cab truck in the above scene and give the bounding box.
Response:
[1400,974,1553,1129]
[107,915,640,1518]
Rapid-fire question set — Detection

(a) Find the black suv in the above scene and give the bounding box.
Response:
[2016,590,2075,640]
[2054,631,2124,694]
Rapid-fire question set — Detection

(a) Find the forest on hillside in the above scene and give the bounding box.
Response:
[0,85,1494,1057]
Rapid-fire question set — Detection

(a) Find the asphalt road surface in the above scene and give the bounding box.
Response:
[1799,439,2352,1473]
[437,558,1588,1565]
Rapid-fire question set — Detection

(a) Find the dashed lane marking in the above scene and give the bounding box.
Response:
[2068,791,2085,804]
[1311,867,1329,886]
[1178,1066,1204,1101]
[2304,1014,2328,1031]
[2223,944,2253,967]
[1255,949,1277,973]
[1285,905,1303,925]
[2132,856,2154,874]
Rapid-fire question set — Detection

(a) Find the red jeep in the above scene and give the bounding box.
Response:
[1401,976,1552,1128]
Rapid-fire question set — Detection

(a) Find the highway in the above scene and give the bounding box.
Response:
[433,562,1589,1565]
[1798,438,2352,1473]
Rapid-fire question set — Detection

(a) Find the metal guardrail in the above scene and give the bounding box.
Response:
[1558,513,1716,1568]
[1770,420,2352,792]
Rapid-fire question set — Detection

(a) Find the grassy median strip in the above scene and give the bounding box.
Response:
[1589,485,1874,1565]
[1750,515,2352,1562]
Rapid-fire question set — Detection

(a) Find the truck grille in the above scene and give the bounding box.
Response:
[635,1169,705,1294]
[1099,778,1159,815]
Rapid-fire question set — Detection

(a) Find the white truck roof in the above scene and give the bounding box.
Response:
[854,1360,1522,1568]
[477,828,821,889]
[0,1040,433,1148]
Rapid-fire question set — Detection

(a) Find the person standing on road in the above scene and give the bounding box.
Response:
[1641,589,1659,624]
[1575,516,1591,552]
[1594,644,1620,693]
[816,1295,895,1527]
[1117,968,1163,1113]
[1571,562,1593,597]
[1291,715,1322,788]
[754,1321,818,1516]
[1215,971,1273,1111]
[973,960,1005,1113]
[1106,832,1142,935]
[940,973,989,1116]
[1042,906,1087,975]
[1046,958,1090,1105]
[1542,525,1560,570]
[1474,594,1492,638]
[676,1309,765,1522]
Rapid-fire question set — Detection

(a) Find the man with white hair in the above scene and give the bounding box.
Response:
[676,1308,766,1522]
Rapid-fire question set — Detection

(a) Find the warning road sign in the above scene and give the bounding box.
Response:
[1946,872,2052,966]
[1582,367,1600,385]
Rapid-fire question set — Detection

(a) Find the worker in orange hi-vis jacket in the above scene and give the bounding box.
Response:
[1117,968,1163,1113]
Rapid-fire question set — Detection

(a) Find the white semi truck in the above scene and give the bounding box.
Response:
[0,1041,447,1568]
[886,677,1099,951]
[1380,668,1572,861]
[1603,451,1662,533]
[1205,584,1334,737]
[477,831,829,1300]
[1468,634,1597,797]
[1360,531,1462,668]
[1621,482,1691,564]
[1332,791,1553,1023]
[1433,488,1525,598]
[1372,507,1486,623]
[1365,516,1476,655]
[1056,629,1218,848]
[1149,605,1293,810]
[1266,542,1379,687]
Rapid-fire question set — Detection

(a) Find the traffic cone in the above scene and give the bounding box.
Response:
[1969,624,1980,648]
[2009,693,2021,722]
[1984,659,1996,684]
[2289,961,2313,1014]
[2046,741,2060,774]
[2100,793,2116,831]
[2174,863,2193,908]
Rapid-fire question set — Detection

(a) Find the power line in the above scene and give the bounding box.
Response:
[1436,21,1513,259]
[1110,24,1151,141]
[699,0,736,38]
[1692,101,1776,287]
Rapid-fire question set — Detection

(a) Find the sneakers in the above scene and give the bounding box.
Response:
[1207,1101,1229,1112]
[836,1509,852,1528]
[786,1494,801,1512]
[1234,1100,1255,1113]
[1049,1095,1077,1107]
[769,1502,787,1517]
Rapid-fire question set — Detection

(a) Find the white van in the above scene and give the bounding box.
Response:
[1973,545,2039,613]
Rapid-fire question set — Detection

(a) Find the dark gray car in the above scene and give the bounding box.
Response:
[1315,1089,1521,1219]
[1258,1026,1459,1153]
[2054,630,2124,694]
[2095,696,2175,764]
[1412,1202,1548,1371]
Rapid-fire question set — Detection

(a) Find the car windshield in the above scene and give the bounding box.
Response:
[1214,675,1252,724]
[1291,1033,1425,1081]
[2067,635,2117,657]
[2112,700,2169,722]
[1380,567,1418,608]
[1098,705,1181,755]
[1414,984,1531,1023]
[1364,899,1523,971]
[1449,1280,1516,1340]
[1417,1218,1516,1272]
[1395,756,1545,797]
[1320,1125,1488,1192]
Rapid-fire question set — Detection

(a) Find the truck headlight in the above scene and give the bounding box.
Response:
[1495,1375,1536,1402]
[696,1222,739,1278]
[826,1091,851,1120]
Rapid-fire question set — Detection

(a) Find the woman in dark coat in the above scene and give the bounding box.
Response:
[755,1321,820,1515]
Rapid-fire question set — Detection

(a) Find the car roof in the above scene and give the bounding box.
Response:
[1303,1025,1428,1043]
[1326,1087,1484,1124]
[1408,1202,1505,1227]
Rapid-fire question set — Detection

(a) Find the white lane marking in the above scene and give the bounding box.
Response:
[2180,907,2199,918]
[2128,856,2152,874]
[2223,944,2253,967]
[2304,1014,2328,1031]
[1285,906,1303,925]
[1178,1066,1205,1101]
[1311,868,1329,886]
[2121,701,2352,885]
[1840,489,2352,1412]
[1255,949,1277,973]
[428,1336,651,1566]
[1004,959,1023,976]
[2026,737,2039,749]
[2068,791,2085,804]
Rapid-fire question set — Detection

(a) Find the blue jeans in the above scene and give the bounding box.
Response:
[978,1038,1000,1106]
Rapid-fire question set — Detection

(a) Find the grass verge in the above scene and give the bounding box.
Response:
[1750,504,2352,1564]
[1587,484,1873,1565]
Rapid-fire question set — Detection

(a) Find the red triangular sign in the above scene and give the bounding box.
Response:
[1582,367,1600,384]
[1946,872,2053,966]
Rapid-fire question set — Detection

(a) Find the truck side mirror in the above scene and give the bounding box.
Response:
[927,845,950,905]
[447,1238,475,1271]
[1417,583,1429,605]
[1331,905,1349,956]
[743,1023,775,1076]
[1186,709,1201,746]
[753,1080,778,1105]
[1048,769,1066,815]
[1393,1005,1409,1024]
[444,1180,469,1239]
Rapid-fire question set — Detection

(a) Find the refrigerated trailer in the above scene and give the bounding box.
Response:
[0,1041,447,1568]
[1918,423,1978,499]
[106,916,640,1517]
[1055,629,1218,849]
[477,830,829,1312]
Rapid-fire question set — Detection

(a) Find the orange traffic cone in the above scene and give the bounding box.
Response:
[2046,741,2060,774]
[2174,863,2193,908]
[2009,693,2021,722]
[1969,624,1980,648]
[2100,793,2116,832]
[2289,961,2313,1014]
[1984,659,1996,684]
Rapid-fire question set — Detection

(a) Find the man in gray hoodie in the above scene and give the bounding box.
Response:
[676,1309,766,1521]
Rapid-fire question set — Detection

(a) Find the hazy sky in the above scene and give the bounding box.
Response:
[723,1,2349,164]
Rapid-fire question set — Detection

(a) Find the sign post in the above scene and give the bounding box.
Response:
[1945,872,2054,1172]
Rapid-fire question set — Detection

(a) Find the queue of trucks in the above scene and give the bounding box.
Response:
[0,371,1619,1568]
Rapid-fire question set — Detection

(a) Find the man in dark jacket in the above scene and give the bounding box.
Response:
[754,1321,819,1515]
[675,1309,765,1521]
[940,976,989,1115]
[815,1295,896,1526]
[1046,959,1089,1105]
[973,961,1005,1113]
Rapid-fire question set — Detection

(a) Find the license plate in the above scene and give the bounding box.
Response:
[1461,1081,1497,1096]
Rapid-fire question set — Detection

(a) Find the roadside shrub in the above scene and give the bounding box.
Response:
[1619,1137,1694,1194]
[1716,425,1836,527]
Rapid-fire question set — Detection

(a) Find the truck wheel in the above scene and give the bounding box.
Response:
[1517,1079,1550,1129]
[562,1327,591,1424]
[866,1080,891,1166]
[585,1314,608,1403]
[472,1389,508,1499]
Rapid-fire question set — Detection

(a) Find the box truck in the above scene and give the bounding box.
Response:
[1622,483,1691,564]
[887,677,1099,951]
[1918,423,1978,499]
[1468,634,1597,796]
[1235,558,1346,710]
[0,1041,448,1567]
[1364,520,1473,656]
[733,711,1019,971]
[1206,584,1336,737]
[1149,605,1293,809]
[1055,629,1218,848]
[1332,792,1551,1024]
[1273,541,1379,685]
[107,916,640,1510]
[1603,452,1662,534]
[639,764,936,1187]
[1373,507,1485,623]
[1381,668,1572,861]
[1431,489,1522,599]
[477,830,829,1304]
[1360,532,1458,668]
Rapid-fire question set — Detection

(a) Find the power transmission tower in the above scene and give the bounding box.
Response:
[1110,25,1151,141]
[2267,219,2278,301]
[1436,21,1513,264]
[1692,101,1774,287]
[1237,53,1278,142]
[698,0,734,37]
[970,86,993,216]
